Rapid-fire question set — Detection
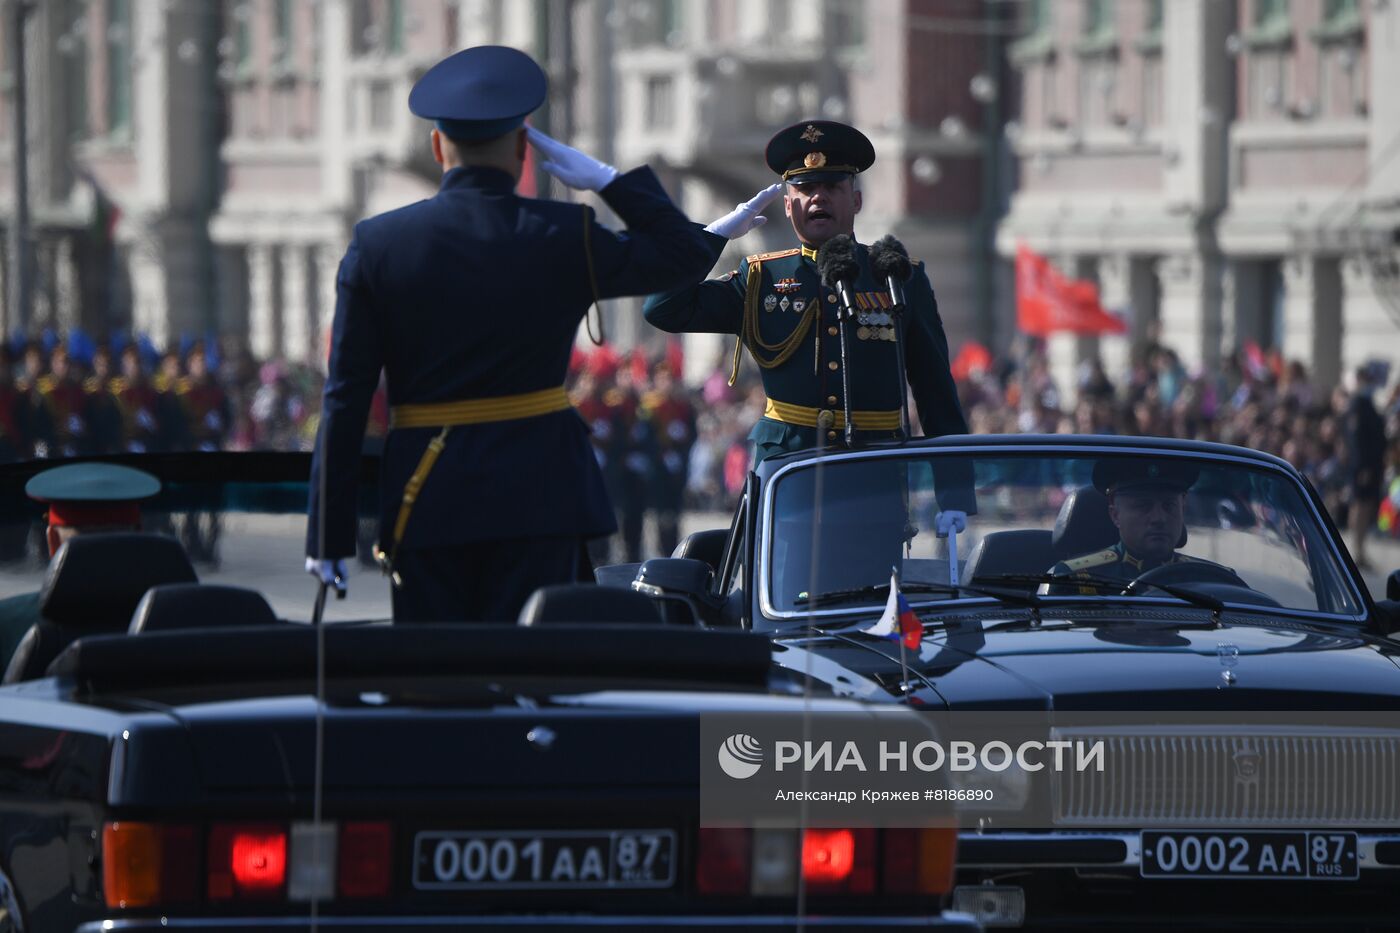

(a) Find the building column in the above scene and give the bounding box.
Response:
[54,235,80,332]
[1155,248,1223,374]
[247,244,279,361]
[313,243,343,370]
[1096,253,1133,384]
[1280,254,1342,390]
[129,230,169,346]
[280,245,312,364]
[1340,255,1399,389]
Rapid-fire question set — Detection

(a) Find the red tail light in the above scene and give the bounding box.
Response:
[209,823,288,900]
[696,828,751,894]
[802,829,874,894]
[338,821,393,898]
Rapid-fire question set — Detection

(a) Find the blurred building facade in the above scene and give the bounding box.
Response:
[0,0,1396,397]
[0,0,1007,380]
[1001,0,1400,398]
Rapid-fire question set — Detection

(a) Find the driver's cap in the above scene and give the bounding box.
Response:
[1092,459,1199,496]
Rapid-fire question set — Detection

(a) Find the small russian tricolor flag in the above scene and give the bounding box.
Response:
[870,571,922,651]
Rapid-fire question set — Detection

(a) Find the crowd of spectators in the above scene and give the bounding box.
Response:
[3,329,1397,566]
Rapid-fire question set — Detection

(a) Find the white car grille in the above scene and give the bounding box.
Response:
[1052,730,1400,827]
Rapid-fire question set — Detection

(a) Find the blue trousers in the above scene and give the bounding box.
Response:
[389,536,585,623]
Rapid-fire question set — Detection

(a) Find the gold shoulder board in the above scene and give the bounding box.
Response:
[745,247,802,264]
[1064,548,1119,572]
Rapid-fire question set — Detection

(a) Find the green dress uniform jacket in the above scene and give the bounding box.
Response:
[643,232,967,463]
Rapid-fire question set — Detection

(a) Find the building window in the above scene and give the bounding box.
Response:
[107,0,133,136]
[387,0,405,54]
[1136,0,1164,53]
[1246,0,1292,46]
[1011,0,1055,66]
[832,0,864,51]
[1076,0,1117,55]
[1314,0,1362,41]
[645,75,674,130]
[274,0,293,69]
[235,3,252,69]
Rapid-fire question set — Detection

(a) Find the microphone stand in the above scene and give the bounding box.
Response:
[833,282,858,448]
[886,282,912,440]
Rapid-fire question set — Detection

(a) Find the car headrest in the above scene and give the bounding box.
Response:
[518,584,662,626]
[1052,485,1187,562]
[672,529,728,571]
[129,584,279,634]
[965,530,1054,584]
[1051,486,1119,561]
[40,533,197,627]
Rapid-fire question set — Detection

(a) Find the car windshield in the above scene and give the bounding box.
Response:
[762,449,1364,619]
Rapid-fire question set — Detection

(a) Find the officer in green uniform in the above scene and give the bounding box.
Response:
[644,120,967,464]
[0,463,160,670]
[1046,460,1239,594]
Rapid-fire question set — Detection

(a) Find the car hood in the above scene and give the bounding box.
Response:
[781,612,1400,710]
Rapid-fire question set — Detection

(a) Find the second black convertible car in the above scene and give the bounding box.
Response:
[0,454,976,933]
[618,434,1400,930]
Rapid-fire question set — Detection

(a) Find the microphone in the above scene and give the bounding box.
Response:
[870,235,912,310]
[815,235,860,319]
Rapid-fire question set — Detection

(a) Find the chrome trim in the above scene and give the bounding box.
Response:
[1051,726,1400,827]
[757,443,1367,623]
[77,915,976,930]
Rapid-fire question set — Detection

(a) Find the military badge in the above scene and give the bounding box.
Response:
[804,152,827,169]
[857,326,871,341]
[774,278,801,294]
[801,124,824,143]
[826,294,837,304]
[764,294,778,312]
[779,297,790,312]
[793,299,806,313]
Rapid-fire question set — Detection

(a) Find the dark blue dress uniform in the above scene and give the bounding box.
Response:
[642,121,967,464]
[305,47,711,622]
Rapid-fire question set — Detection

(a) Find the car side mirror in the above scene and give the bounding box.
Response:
[1387,570,1400,603]
[632,558,715,626]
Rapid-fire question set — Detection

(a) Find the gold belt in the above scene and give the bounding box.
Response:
[377,386,572,585]
[763,398,903,432]
[389,386,572,429]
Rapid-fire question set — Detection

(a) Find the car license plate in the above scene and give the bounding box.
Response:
[1141,831,1357,880]
[413,829,676,890]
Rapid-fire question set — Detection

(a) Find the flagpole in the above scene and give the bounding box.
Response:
[893,564,911,702]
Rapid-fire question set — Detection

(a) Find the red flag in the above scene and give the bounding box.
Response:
[951,341,993,381]
[664,337,685,377]
[1015,244,1126,337]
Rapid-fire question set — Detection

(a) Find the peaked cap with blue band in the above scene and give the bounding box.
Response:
[408,45,547,141]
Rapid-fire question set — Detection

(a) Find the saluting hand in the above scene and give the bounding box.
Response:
[704,183,785,239]
[526,126,621,192]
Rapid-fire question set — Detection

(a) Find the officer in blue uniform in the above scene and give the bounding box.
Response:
[305,46,711,623]
[643,120,967,463]
[0,463,160,673]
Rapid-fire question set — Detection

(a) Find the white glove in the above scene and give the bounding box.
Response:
[305,557,349,595]
[934,510,967,538]
[704,183,784,239]
[526,126,620,192]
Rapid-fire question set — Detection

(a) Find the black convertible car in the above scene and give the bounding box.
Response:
[0,454,976,933]
[615,434,1400,930]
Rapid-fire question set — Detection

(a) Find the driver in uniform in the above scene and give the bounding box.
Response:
[1046,460,1234,595]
